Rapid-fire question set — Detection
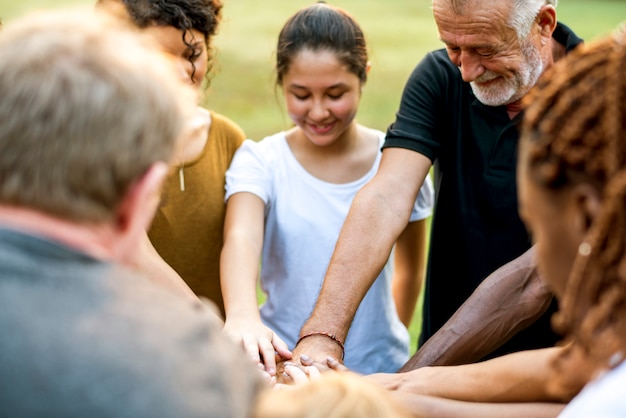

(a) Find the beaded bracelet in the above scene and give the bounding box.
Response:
[296,331,345,360]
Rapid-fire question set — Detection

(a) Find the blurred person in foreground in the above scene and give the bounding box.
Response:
[0,8,261,417]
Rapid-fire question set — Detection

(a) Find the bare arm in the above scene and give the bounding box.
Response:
[393,392,565,418]
[400,246,553,371]
[292,149,432,363]
[221,192,291,375]
[326,348,569,417]
[392,218,429,327]
[371,347,566,403]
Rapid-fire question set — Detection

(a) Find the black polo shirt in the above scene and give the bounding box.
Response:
[384,23,583,356]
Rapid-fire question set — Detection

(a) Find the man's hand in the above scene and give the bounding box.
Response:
[275,333,345,383]
[294,332,344,366]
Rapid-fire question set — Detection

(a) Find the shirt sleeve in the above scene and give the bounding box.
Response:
[224,139,273,204]
[383,50,455,163]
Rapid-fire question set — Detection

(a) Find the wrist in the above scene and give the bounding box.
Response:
[224,306,261,322]
[297,331,345,360]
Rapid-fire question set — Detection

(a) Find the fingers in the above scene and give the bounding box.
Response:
[300,354,313,366]
[272,334,293,360]
[305,365,321,380]
[259,338,277,376]
[256,363,277,387]
[260,333,295,376]
[326,356,349,372]
[299,354,328,371]
[283,364,322,384]
[284,364,309,384]
[239,331,292,377]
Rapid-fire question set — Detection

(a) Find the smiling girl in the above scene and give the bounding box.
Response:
[220,2,434,376]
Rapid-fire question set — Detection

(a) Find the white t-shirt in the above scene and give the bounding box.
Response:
[559,359,626,417]
[225,130,434,373]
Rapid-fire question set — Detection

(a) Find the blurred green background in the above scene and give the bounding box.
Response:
[2,0,625,352]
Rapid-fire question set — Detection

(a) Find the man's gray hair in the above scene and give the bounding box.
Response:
[510,0,558,39]
[0,9,194,222]
[436,0,558,39]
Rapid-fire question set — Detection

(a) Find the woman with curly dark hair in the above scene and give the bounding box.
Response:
[97,0,246,317]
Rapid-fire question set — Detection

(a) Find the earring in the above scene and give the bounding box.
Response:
[578,242,591,256]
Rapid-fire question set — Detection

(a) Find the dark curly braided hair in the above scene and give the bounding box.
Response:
[521,28,626,373]
[98,0,222,84]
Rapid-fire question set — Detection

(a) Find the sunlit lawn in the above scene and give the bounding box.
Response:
[2,0,625,353]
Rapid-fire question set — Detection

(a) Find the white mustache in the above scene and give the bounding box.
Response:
[473,72,499,83]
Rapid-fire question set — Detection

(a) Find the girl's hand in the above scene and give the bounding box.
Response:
[223,318,292,376]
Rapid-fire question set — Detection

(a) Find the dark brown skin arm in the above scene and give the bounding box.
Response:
[400,246,553,371]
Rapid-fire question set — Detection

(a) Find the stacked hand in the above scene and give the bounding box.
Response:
[273,351,348,386]
[223,318,292,376]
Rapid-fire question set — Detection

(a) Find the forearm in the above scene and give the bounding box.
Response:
[220,192,265,321]
[220,236,262,321]
[295,150,432,364]
[300,183,410,340]
[401,246,553,370]
[394,392,565,418]
[397,348,564,403]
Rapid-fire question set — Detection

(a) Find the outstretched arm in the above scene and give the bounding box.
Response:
[394,392,565,418]
[328,348,574,416]
[400,246,553,371]
[291,149,432,366]
[371,347,570,403]
[221,192,291,375]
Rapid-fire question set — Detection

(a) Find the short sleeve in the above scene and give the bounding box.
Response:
[224,139,273,204]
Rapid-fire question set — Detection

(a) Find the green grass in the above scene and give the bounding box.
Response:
[2,0,625,353]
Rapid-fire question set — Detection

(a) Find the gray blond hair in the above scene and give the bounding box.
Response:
[0,9,194,222]
[510,0,558,39]
[436,0,558,39]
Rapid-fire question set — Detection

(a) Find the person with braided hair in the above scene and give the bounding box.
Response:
[518,29,626,417]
